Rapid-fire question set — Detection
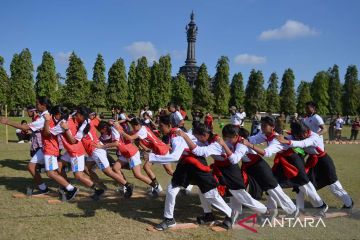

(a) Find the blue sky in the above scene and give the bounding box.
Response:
[1,0,359,87]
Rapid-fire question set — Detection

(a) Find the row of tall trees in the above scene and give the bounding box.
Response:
[0,49,359,116]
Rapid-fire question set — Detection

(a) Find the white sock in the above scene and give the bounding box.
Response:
[38,183,47,191]
[65,184,74,191]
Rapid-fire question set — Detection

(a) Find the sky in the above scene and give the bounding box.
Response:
[1,0,359,87]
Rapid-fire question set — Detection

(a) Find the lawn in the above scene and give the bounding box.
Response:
[0,118,359,240]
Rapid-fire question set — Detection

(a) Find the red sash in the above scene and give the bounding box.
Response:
[305,147,326,173]
[180,155,211,172]
[272,148,299,179]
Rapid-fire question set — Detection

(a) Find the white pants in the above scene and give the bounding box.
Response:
[163,183,231,219]
[229,189,267,214]
[61,152,85,173]
[266,185,297,214]
[118,151,141,169]
[297,182,323,208]
[297,180,352,209]
[91,148,110,170]
[30,149,45,164]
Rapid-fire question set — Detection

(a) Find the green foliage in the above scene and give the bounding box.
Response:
[296,81,312,115]
[311,71,329,115]
[265,72,280,113]
[134,57,150,110]
[171,74,193,109]
[213,56,230,114]
[35,51,58,103]
[229,72,245,109]
[62,52,89,107]
[245,69,266,115]
[327,64,342,115]
[0,56,9,105]
[106,58,128,108]
[9,48,35,108]
[193,63,213,111]
[127,61,136,111]
[91,54,106,109]
[279,68,296,114]
[342,65,359,115]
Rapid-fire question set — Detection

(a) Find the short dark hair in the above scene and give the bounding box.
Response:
[291,121,310,136]
[21,120,27,124]
[222,124,238,138]
[98,121,110,130]
[130,117,142,126]
[261,116,276,127]
[193,123,212,136]
[36,96,52,109]
[159,115,171,125]
[305,101,317,109]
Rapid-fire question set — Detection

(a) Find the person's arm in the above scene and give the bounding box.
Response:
[42,113,52,137]
[276,134,316,148]
[176,130,197,149]
[0,117,31,131]
[148,136,187,163]
[60,121,78,144]
[243,138,284,158]
[315,115,327,135]
[226,142,248,164]
[114,122,139,140]
[248,132,266,144]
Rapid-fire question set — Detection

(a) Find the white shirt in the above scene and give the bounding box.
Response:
[141,110,153,118]
[191,141,226,161]
[28,110,49,131]
[248,132,289,158]
[287,131,324,155]
[335,118,344,130]
[119,113,127,120]
[303,114,324,134]
[231,112,246,126]
[137,126,148,139]
[226,141,249,164]
[170,111,184,127]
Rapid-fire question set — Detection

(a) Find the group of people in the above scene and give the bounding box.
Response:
[0,98,354,231]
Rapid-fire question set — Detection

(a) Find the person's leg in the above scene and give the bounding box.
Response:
[202,188,232,217]
[267,185,297,214]
[28,149,46,191]
[328,180,353,207]
[44,155,74,189]
[296,191,305,211]
[298,182,323,207]
[164,182,181,219]
[163,164,174,176]
[355,130,359,141]
[229,189,267,214]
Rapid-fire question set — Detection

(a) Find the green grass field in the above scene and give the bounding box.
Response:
[0,118,359,240]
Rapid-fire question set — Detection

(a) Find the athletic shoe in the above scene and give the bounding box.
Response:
[31,187,50,196]
[115,185,125,195]
[91,189,105,201]
[222,216,232,230]
[286,208,299,218]
[151,183,163,198]
[314,202,328,217]
[231,209,240,226]
[342,199,354,214]
[196,213,215,225]
[17,140,25,144]
[124,183,134,198]
[154,218,176,231]
[66,187,79,201]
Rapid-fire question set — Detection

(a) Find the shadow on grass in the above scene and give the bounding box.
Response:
[0,159,28,171]
[64,191,205,226]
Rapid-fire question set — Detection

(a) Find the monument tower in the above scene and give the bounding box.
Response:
[179,11,200,87]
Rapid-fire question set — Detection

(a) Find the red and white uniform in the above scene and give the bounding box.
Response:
[136,126,169,155]
[75,120,109,170]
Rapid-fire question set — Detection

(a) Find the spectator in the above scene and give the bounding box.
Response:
[250,111,261,135]
[335,113,345,141]
[204,112,213,131]
[191,109,203,128]
[140,105,153,119]
[168,103,186,131]
[350,117,360,141]
[238,106,247,127]
[16,120,31,143]
[275,115,285,134]
[229,106,245,127]
[328,115,336,141]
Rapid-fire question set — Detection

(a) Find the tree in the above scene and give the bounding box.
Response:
[134,57,150,110]
[193,63,213,111]
[106,58,128,108]
[279,68,296,115]
[327,64,342,115]
[229,72,245,109]
[35,51,58,103]
[149,55,172,110]
[9,48,35,108]
[127,61,136,111]
[213,56,230,114]
[342,65,359,115]
[0,56,9,107]
[172,74,193,109]
[62,52,89,107]
[311,71,329,115]
[91,54,106,109]
[296,81,312,115]
[244,69,266,115]
[265,72,280,114]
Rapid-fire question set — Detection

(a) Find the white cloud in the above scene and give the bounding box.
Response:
[124,41,158,62]
[55,52,71,65]
[234,54,266,65]
[259,20,319,40]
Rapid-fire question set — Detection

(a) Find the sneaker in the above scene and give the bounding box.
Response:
[124,183,134,198]
[58,187,67,201]
[231,210,240,226]
[91,188,105,201]
[151,183,163,198]
[342,199,354,214]
[115,185,125,195]
[286,208,299,218]
[222,216,232,230]
[17,140,25,144]
[196,213,215,225]
[314,202,328,217]
[66,187,79,201]
[154,218,176,231]
[26,187,34,196]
